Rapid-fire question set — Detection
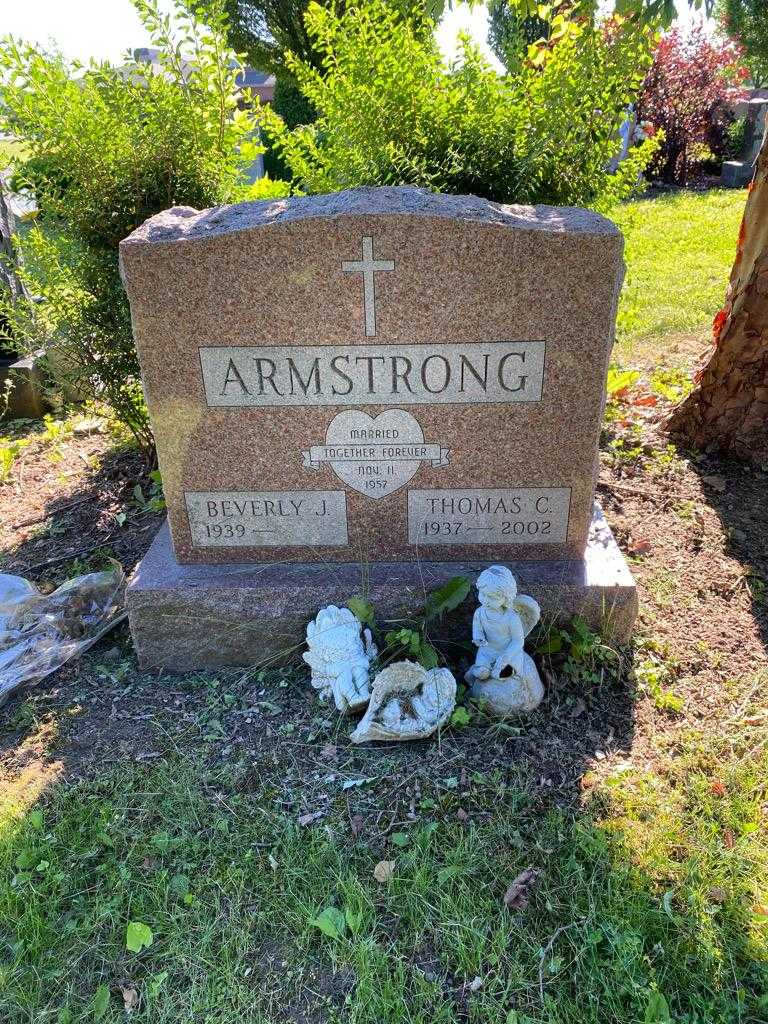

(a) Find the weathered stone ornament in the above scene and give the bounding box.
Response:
[350,660,456,743]
[303,606,377,713]
[465,566,544,715]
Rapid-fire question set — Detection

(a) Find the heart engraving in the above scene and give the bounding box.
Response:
[303,409,449,500]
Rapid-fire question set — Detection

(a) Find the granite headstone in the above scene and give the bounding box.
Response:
[120,186,637,670]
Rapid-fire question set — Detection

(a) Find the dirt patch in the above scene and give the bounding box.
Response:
[0,405,766,828]
[0,423,162,581]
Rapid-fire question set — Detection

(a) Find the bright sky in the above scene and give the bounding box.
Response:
[2,0,711,68]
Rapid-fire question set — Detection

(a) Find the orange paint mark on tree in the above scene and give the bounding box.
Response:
[713,307,729,347]
[732,215,748,272]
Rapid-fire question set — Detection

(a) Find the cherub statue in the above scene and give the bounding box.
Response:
[303,605,377,713]
[465,565,544,714]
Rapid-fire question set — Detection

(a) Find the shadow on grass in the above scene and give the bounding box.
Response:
[0,748,764,1024]
[686,448,768,659]
[0,589,643,1017]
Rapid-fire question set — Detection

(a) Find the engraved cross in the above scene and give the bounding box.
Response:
[342,235,395,337]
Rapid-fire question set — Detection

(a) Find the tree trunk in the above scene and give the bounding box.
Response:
[667,126,768,465]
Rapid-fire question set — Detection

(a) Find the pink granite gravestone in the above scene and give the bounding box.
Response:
[120,186,636,670]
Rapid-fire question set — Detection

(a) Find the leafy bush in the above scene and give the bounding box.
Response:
[724,114,748,159]
[263,0,658,210]
[0,0,276,448]
[348,574,471,670]
[487,0,552,74]
[637,26,748,184]
[9,229,147,439]
[272,73,316,129]
[263,73,316,180]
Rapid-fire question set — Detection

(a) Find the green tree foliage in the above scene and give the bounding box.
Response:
[479,0,715,32]
[262,73,317,180]
[222,0,326,73]
[487,0,551,73]
[272,74,317,127]
[222,0,424,73]
[262,0,658,209]
[0,0,279,447]
[718,0,768,87]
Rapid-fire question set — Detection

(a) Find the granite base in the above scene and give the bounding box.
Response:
[127,507,638,673]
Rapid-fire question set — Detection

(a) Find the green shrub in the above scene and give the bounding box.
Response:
[272,74,316,129]
[9,228,148,439]
[0,0,285,448]
[262,0,659,209]
[263,73,317,179]
[724,115,749,159]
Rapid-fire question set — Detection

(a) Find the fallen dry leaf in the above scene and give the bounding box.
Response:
[743,712,768,726]
[298,810,324,827]
[118,982,139,1013]
[628,537,652,557]
[350,814,364,837]
[456,808,469,824]
[710,779,727,797]
[373,859,396,883]
[631,393,658,407]
[723,827,735,850]
[503,867,541,911]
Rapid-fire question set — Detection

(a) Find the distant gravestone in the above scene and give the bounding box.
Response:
[722,98,768,188]
[120,186,636,671]
[0,177,47,421]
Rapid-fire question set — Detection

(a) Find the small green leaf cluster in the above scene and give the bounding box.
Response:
[649,366,693,404]
[0,434,28,482]
[347,575,471,671]
[309,903,363,939]
[632,637,684,713]
[125,919,154,953]
[535,616,619,685]
[132,469,167,512]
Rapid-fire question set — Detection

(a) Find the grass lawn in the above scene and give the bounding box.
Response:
[1,734,765,1024]
[611,189,746,365]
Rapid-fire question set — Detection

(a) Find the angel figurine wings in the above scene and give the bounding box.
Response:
[465,565,544,714]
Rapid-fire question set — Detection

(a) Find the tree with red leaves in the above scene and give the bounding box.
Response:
[637,26,747,184]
